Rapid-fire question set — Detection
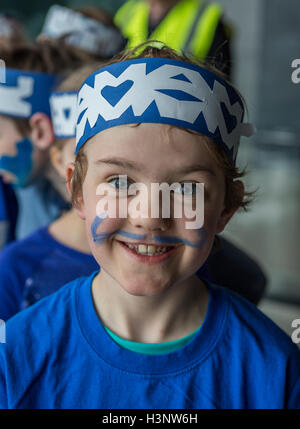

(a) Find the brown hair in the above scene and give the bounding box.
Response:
[70,42,256,213]
[0,38,85,137]
[77,6,115,27]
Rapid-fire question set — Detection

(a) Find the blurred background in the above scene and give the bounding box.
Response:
[0,0,299,338]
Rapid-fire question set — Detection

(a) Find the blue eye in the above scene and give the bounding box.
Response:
[109,177,130,190]
[174,183,197,195]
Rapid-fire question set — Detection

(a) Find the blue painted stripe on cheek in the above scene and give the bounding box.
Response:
[91,215,146,245]
[116,230,147,241]
[153,228,207,249]
[91,215,111,245]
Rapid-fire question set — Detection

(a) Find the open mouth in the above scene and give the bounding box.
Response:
[117,240,179,258]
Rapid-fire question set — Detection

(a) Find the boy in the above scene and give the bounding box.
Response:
[0,62,263,321]
[0,45,299,409]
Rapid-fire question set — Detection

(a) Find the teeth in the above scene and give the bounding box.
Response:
[125,243,171,255]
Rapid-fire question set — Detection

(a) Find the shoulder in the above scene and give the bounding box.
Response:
[0,275,89,365]
[0,275,92,409]
[211,283,300,365]
[0,227,53,265]
[5,275,85,335]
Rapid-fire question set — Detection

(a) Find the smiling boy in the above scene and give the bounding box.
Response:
[73,123,230,342]
[0,45,299,409]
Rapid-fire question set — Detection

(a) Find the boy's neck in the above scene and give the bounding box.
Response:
[48,209,92,254]
[92,271,209,343]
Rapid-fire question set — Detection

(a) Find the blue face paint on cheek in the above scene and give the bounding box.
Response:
[91,215,111,245]
[91,214,147,245]
[0,137,33,188]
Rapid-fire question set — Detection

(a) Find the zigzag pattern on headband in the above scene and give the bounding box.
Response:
[75,58,255,163]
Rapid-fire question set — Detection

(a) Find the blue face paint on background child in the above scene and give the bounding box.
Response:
[0,137,33,188]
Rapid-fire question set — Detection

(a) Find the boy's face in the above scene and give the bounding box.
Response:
[76,123,238,297]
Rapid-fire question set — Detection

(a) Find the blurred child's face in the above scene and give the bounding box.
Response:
[0,114,52,187]
[77,123,235,297]
[0,114,30,185]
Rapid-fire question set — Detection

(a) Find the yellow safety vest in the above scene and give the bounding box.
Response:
[114,0,222,60]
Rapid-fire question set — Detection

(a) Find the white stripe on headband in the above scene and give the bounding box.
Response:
[42,5,125,58]
[75,58,255,164]
[50,91,77,139]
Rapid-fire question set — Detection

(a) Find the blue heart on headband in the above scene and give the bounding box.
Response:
[63,107,71,120]
[101,80,134,107]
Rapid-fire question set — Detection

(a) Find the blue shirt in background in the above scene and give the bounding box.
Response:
[0,271,299,409]
[0,226,98,321]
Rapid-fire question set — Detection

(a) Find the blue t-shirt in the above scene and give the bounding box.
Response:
[0,271,299,409]
[0,227,99,321]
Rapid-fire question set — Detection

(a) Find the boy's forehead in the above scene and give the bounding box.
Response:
[85,123,218,172]
[87,123,206,150]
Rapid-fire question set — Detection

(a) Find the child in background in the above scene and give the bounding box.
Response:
[0,3,126,241]
[0,65,99,320]
[0,13,26,248]
[0,39,84,239]
[0,44,299,409]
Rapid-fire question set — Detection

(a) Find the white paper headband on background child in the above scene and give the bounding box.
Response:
[75,58,255,164]
[0,68,57,118]
[50,91,77,139]
[41,4,126,58]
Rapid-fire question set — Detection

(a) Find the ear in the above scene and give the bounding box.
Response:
[29,113,55,150]
[66,162,86,220]
[215,180,245,233]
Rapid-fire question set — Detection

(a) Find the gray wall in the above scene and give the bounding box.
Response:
[218,0,300,138]
[218,0,300,302]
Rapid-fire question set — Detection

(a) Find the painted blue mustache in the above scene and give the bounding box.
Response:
[91,215,206,249]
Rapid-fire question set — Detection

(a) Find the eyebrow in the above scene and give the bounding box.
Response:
[94,157,216,177]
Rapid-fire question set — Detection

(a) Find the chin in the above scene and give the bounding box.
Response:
[120,277,170,297]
